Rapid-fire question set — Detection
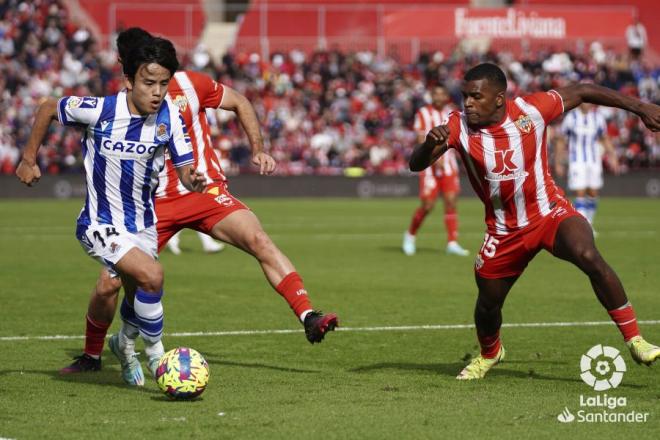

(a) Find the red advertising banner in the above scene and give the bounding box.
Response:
[383,6,634,40]
[236,5,637,61]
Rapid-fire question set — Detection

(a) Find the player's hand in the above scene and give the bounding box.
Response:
[189,168,206,193]
[639,102,660,131]
[424,125,450,148]
[16,159,41,187]
[252,151,276,175]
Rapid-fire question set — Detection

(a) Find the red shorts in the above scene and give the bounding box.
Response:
[419,173,459,201]
[155,183,248,251]
[474,201,582,279]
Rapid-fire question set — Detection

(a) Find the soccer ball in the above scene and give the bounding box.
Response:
[155,347,210,399]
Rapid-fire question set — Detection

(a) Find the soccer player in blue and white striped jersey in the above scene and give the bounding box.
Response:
[16,37,206,386]
[554,103,619,230]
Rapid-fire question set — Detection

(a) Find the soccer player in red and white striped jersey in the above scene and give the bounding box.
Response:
[410,63,660,380]
[61,29,338,378]
[403,85,469,257]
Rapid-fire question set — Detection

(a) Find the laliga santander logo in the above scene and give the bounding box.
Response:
[580,344,626,391]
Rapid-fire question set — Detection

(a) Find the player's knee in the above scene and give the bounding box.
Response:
[476,296,502,314]
[575,246,602,272]
[136,264,164,292]
[96,276,122,299]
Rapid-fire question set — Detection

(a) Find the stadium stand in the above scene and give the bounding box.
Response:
[0,0,658,176]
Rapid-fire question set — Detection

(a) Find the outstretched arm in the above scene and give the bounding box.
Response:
[220,86,275,175]
[409,125,450,172]
[16,98,59,186]
[556,84,660,131]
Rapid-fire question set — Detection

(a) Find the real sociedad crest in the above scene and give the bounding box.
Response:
[172,95,188,113]
[514,114,533,134]
[156,123,168,142]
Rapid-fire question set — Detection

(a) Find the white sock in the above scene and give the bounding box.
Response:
[198,232,218,249]
[144,340,165,361]
[299,309,313,323]
[168,232,181,248]
[119,321,138,356]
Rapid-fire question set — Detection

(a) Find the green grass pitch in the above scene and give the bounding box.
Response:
[0,197,658,439]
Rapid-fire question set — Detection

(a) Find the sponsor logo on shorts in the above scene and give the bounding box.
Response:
[214,194,235,207]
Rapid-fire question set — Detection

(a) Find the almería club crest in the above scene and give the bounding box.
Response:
[172,95,188,113]
[515,114,533,134]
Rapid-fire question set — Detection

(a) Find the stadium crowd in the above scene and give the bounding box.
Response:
[1,0,659,176]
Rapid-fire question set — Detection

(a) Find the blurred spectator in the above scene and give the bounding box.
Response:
[625,14,647,61]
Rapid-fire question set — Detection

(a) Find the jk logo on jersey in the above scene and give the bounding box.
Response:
[488,149,529,181]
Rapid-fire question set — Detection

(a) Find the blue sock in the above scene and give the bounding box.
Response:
[586,197,597,224]
[120,297,140,328]
[574,197,588,220]
[134,288,164,344]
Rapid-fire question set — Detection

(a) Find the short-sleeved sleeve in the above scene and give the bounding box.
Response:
[57,96,103,127]
[522,90,564,124]
[167,112,194,168]
[413,111,422,132]
[186,71,225,109]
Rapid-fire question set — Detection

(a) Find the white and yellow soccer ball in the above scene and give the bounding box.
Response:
[155,347,210,399]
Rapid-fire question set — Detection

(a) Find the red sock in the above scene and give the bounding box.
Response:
[408,207,428,235]
[84,315,111,358]
[608,304,640,342]
[478,331,502,359]
[275,272,312,319]
[444,208,458,242]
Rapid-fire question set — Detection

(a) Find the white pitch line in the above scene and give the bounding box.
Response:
[1,320,659,342]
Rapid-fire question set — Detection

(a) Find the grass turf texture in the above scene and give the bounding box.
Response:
[0,197,658,439]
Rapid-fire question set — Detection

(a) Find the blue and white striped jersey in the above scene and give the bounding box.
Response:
[57,91,194,232]
[560,109,607,165]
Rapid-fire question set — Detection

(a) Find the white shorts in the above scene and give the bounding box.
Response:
[568,162,603,191]
[76,224,158,277]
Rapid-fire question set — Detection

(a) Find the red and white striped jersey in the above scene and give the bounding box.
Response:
[445,90,566,234]
[156,71,227,199]
[414,104,459,178]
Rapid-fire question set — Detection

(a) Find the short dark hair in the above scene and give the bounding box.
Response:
[116,27,153,65]
[464,63,507,92]
[122,36,179,79]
